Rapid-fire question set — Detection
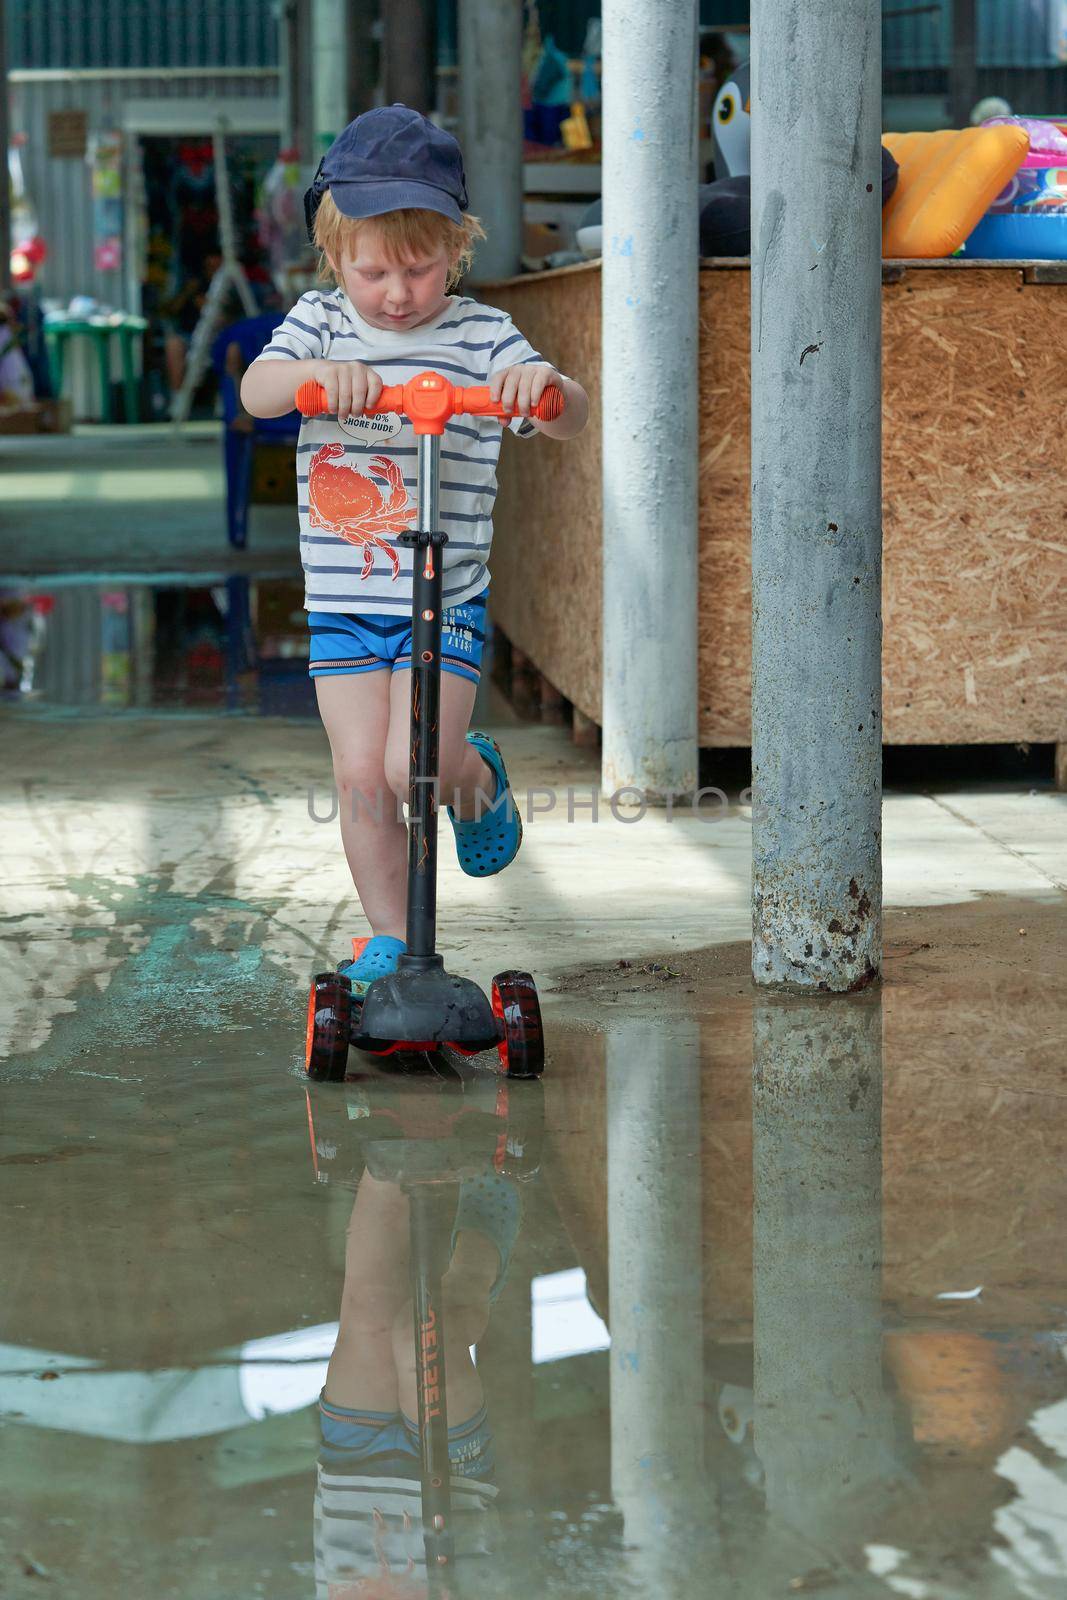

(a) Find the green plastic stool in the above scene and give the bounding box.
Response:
[45,315,148,424]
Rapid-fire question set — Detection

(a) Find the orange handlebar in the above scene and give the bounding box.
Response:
[294,369,564,433]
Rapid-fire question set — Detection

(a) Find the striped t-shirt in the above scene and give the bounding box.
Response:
[255,287,544,614]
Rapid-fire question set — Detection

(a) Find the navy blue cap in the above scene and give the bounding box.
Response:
[304,104,468,242]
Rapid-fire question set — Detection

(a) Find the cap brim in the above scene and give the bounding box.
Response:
[327,178,464,225]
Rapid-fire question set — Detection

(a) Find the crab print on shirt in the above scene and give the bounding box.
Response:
[307,447,416,582]
[256,287,544,615]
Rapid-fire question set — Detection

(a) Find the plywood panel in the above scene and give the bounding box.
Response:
[881,269,1067,744]
[486,262,1067,746]
[489,263,604,722]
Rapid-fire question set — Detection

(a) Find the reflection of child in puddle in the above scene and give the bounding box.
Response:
[315,1167,520,1596]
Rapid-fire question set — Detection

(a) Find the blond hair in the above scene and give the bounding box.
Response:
[313,193,486,291]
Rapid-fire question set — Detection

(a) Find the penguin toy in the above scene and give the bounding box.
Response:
[711,61,751,180]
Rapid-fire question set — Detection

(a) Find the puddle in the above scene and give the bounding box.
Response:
[2,966,1065,1599]
[0,577,317,717]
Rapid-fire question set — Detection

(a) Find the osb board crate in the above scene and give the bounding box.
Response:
[250,439,297,504]
[487,260,1067,747]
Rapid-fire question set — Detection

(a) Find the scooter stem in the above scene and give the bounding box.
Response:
[402,432,445,961]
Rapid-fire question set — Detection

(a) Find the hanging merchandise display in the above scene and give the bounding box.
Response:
[257,147,314,299]
[521,6,601,153]
[525,37,575,146]
[8,140,48,286]
[89,131,124,274]
[530,36,571,102]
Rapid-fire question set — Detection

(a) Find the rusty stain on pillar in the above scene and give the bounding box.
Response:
[750,0,884,991]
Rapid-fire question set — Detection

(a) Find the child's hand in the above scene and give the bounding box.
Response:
[307,358,384,419]
[488,362,564,417]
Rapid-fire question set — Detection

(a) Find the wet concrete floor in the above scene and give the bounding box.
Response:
[2,559,1067,1594]
[3,921,1065,1599]
[0,426,297,579]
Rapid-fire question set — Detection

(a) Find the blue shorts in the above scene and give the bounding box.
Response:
[307,589,488,687]
[318,1397,495,1480]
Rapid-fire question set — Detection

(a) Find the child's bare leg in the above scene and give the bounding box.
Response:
[383,670,495,821]
[315,670,407,940]
[391,1226,499,1424]
[325,1171,411,1410]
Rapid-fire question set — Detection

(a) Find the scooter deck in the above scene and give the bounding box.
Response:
[348,1041,455,1078]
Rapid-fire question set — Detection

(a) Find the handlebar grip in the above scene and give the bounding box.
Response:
[366,384,406,415]
[533,384,565,422]
[457,383,564,423]
[294,380,411,418]
[294,376,565,423]
[295,380,329,417]
[294,380,408,418]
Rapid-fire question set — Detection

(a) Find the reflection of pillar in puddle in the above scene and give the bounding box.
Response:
[752,994,899,1535]
[607,1019,705,1565]
[37,585,103,706]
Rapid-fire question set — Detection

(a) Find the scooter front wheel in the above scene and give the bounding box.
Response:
[491,970,544,1079]
[305,972,353,1082]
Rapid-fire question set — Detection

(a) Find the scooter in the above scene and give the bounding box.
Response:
[300,371,562,1083]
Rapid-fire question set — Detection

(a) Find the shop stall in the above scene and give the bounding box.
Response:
[486,257,1067,785]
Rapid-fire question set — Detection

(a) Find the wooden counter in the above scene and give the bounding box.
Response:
[486,259,1067,773]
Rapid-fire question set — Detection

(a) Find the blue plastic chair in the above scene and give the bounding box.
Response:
[212,314,300,549]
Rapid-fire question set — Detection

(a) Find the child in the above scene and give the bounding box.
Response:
[241,104,588,994]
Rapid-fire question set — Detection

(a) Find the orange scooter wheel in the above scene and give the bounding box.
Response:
[490,970,544,1080]
[305,972,353,1082]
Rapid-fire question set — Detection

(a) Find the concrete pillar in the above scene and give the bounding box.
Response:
[750,0,884,992]
[950,0,979,128]
[312,0,350,154]
[348,0,380,120]
[751,995,901,1540]
[458,0,523,280]
[607,1019,705,1585]
[281,0,320,164]
[601,1,699,803]
[278,1,299,153]
[383,0,436,114]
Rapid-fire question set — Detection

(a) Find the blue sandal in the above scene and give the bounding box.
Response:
[447,732,522,877]
[451,1174,522,1303]
[339,934,407,995]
